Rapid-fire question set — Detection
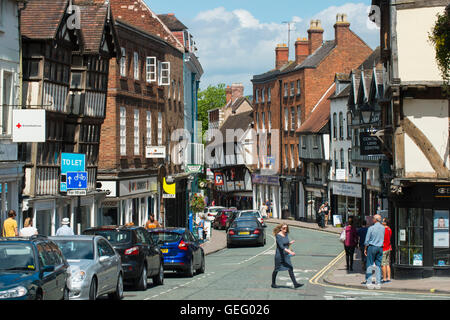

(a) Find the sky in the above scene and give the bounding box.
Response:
[146,0,380,95]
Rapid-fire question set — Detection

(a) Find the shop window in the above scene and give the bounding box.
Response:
[397,208,423,266]
[433,210,449,266]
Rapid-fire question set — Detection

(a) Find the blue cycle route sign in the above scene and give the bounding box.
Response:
[60,153,86,192]
[66,171,88,190]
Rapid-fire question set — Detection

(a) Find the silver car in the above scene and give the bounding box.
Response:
[49,235,123,300]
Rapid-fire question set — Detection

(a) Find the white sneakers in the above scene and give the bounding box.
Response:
[366,283,381,290]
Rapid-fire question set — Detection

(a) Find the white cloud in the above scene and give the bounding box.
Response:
[191,3,379,95]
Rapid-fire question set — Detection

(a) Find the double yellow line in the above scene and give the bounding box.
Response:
[309,250,345,285]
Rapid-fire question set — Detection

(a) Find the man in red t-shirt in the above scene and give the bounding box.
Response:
[381,218,392,283]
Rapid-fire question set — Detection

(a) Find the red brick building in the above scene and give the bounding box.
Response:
[96,0,186,227]
[251,14,373,220]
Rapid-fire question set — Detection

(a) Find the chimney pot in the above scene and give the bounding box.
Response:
[308,19,324,55]
[275,43,289,69]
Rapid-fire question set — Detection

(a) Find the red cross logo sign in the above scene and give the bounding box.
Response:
[16,123,22,129]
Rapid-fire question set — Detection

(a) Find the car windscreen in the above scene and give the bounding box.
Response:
[84,230,131,245]
[0,244,36,271]
[53,240,94,260]
[239,211,259,218]
[232,220,259,229]
[149,232,182,245]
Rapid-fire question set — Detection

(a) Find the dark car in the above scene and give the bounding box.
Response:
[213,209,237,230]
[147,228,205,277]
[0,236,69,300]
[227,218,266,248]
[83,225,164,290]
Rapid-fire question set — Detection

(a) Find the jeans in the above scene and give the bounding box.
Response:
[366,246,383,284]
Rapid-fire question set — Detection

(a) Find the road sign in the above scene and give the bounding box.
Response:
[67,171,88,190]
[67,190,87,196]
[186,164,203,173]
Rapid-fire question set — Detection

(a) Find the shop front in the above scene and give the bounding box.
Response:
[391,182,450,279]
[0,162,23,226]
[252,174,280,218]
[330,182,362,225]
[99,176,159,227]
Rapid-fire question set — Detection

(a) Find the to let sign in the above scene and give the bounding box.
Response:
[359,132,382,156]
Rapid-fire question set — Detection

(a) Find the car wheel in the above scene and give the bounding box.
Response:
[197,254,205,274]
[109,273,124,300]
[227,242,233,248]
[35,289,43,300]
[153,262,164,286]
[89,278,97,300]
[136,264,148,291]
[185,260,195,278]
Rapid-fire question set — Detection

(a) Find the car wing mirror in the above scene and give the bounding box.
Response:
[42,265,55,273]
[99,256,109,263]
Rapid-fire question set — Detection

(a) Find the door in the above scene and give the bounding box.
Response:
[136,229,157,275]
[96,239,116,294]
[36,243,57,300]
[46,241,68,299]
[188,232,201,268]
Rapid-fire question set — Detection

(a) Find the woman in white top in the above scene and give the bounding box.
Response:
[19,217,38,237]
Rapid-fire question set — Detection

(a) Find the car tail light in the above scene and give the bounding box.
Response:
[178,240,188,251]
[124,246,139,256]
[253,229,260,234]
[229,230,235,235]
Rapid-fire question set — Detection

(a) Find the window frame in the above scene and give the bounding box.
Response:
[146,56,157,83]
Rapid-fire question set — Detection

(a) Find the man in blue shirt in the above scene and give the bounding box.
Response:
[363,214,385,289]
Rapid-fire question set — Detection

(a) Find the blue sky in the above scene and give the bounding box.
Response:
[146,0,379,94]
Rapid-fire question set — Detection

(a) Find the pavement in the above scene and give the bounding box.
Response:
[201,217,450,295]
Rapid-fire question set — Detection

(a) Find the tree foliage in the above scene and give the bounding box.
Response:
[429,5,450,96]
[197,84,226,140]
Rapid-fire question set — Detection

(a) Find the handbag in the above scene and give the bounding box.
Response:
[339,229,346,243]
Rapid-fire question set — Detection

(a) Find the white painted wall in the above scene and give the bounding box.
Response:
[396,6,446,82]
[403,99,449,174]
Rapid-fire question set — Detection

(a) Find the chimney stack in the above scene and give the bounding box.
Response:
[295,37,309,65]
[307,20,324,55]
[231,83,244,103]
[275,44,289,69]
[334,14,351,46]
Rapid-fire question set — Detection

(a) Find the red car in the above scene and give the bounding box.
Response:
[213,209,237,230]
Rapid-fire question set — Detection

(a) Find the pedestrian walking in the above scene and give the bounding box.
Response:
[145,214,161,230]
[357,220,369,271]
[196,215,207,242]
[19,217,38,237]
[260,202,268,219]
[323,201,330,227]
[382,217,392,283]
[344,216,358,272]
[2,210,18,237]
[317,204,325,228]
[271,224,303,289]
[363,214,385,289]
[55,217,74,236]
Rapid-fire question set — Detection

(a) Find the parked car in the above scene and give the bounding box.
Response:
[0,236,69,300]
[227,217,266,248]
[236,210,265,226]
[83,225,164,290]
[213,209,237,230]
[147,228,205,277]
[203,206,225,222]
[50,235,123,300]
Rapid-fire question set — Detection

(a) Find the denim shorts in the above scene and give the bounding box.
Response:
[382,250,391,266]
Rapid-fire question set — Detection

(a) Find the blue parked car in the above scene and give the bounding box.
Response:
[147,228,205,277]
[0,236,70,300]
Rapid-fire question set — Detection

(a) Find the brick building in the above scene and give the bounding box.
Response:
[96,0,187,228]
[251,14,373,220]
[20,0,119,235]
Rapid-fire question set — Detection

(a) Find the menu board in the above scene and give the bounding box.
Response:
[434,210,449,248]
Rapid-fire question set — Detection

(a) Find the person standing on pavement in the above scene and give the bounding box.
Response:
[271,224,303,289]
[2,210,18,237]
[196,215,207,242]
[344,216,358,272]
[363,214,385,289]
[357,220,369,271]
[317,204,325,228]
[19,218,38,237]
[323,201,330,227]
[55,218,74,236]
[145,214,161,230]
[381,218,392,283]
[260,202,268,219]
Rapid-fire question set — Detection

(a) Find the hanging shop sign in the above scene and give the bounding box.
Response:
[359,132,382,155]
[146,146,166,158]
[214,172,224,186]
[12,109,46,143]
[162,177,176,199]
[251,174,279,186]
